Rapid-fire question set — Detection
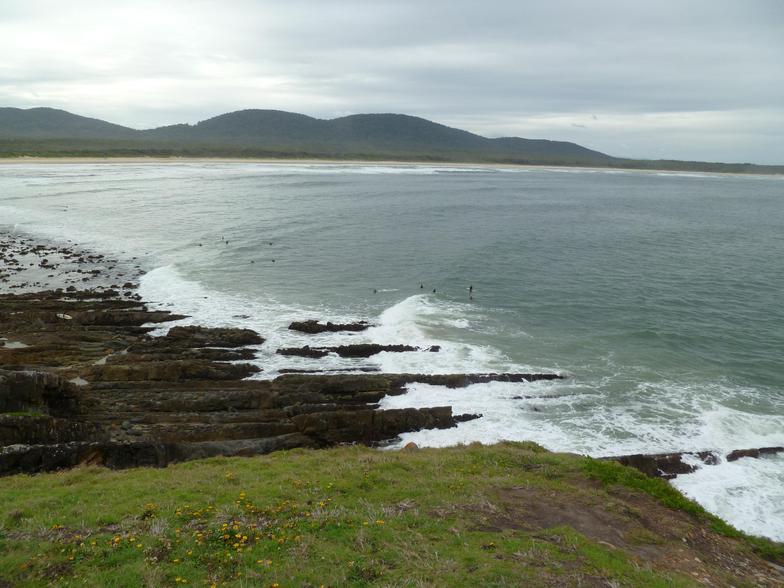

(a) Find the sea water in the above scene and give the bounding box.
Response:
[1,162,782,540]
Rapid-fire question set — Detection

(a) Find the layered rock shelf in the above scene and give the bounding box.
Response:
[603,447,784,479]
[0,288,566,475]
[276,343,440,358]
[288,319,371,333]
[3,284,778,481]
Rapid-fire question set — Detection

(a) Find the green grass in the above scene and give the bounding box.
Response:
[0,442,779,587]
[580,457,784,562]
[1,411,45,417]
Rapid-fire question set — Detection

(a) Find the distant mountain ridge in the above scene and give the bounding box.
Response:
[0,106,781,173]
[0,107,138,140]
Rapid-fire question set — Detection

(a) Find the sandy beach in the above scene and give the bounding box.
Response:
[2,157,779,178]
[0,156,513,167]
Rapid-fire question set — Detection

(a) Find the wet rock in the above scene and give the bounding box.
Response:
[726,446,784,461]
[0,414,106,446]
[276,344,422,358]
[164,325,264,347]
[277,346,330,358]
[83,360,261,382]
[291,406,458,445]
[0,281,566,476]
[288,319,371,334]
[605,446,784,479]
[454,413,482,423]
[330,344,420,358]
[278,367,381,374]
[0,435,317,475]
[0,369,81,416]
[392,373,564,388]
[601,451,717,479]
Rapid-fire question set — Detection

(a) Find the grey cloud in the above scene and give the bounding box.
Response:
[0,0,783,163]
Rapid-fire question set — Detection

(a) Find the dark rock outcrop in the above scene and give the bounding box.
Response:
[3,288,537,476]
[393,373,564,387]
[164,325,264,347]
[603,451,718,479]
[277,346,330,358]
[276,343,424,358]
[0,414,107,446]
[289,320,370,334]
[81,360,261,382]
[604,447,784,479]
[726,446,784,462]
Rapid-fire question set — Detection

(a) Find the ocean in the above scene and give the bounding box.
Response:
[1,161,782,541]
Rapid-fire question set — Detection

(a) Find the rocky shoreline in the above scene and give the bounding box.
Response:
[1,232,779,482]
[1,227,569,477]
[2,285,557,475]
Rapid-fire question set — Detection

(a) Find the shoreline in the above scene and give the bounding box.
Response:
[0,229,557,474]
[2,229,783,478]
[1,156,781,177]
[1,248,783,585]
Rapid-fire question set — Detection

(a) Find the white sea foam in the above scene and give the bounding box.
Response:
[5,163,784,542]
[654,171,719,179]
[381,377,784,455]
[673,454,784,541]
[0,203,152,265]
[138,265,382,377]
[217,163,508,176]
[378,371,784,539]
[365,294,533,375]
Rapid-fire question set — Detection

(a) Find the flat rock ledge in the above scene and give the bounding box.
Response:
[277,343,440,358]
[288,320,371,334]
[2,289,563,476]
[603,447,784,479]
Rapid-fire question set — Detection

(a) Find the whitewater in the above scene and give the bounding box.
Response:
[0,161,782,541]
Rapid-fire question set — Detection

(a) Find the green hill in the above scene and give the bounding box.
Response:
[0,106,782,173]
[140,109,617,164]
[0,107,138,140]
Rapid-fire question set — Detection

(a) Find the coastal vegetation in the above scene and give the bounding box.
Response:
[2,442,783,587]
[1,107,782,174]
[2,220,783,587]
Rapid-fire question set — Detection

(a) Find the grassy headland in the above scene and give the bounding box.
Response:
[1,442,782,587]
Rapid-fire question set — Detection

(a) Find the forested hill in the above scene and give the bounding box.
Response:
[1,107,781,173]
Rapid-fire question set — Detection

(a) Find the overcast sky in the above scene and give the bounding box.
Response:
[1,0,783,163]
